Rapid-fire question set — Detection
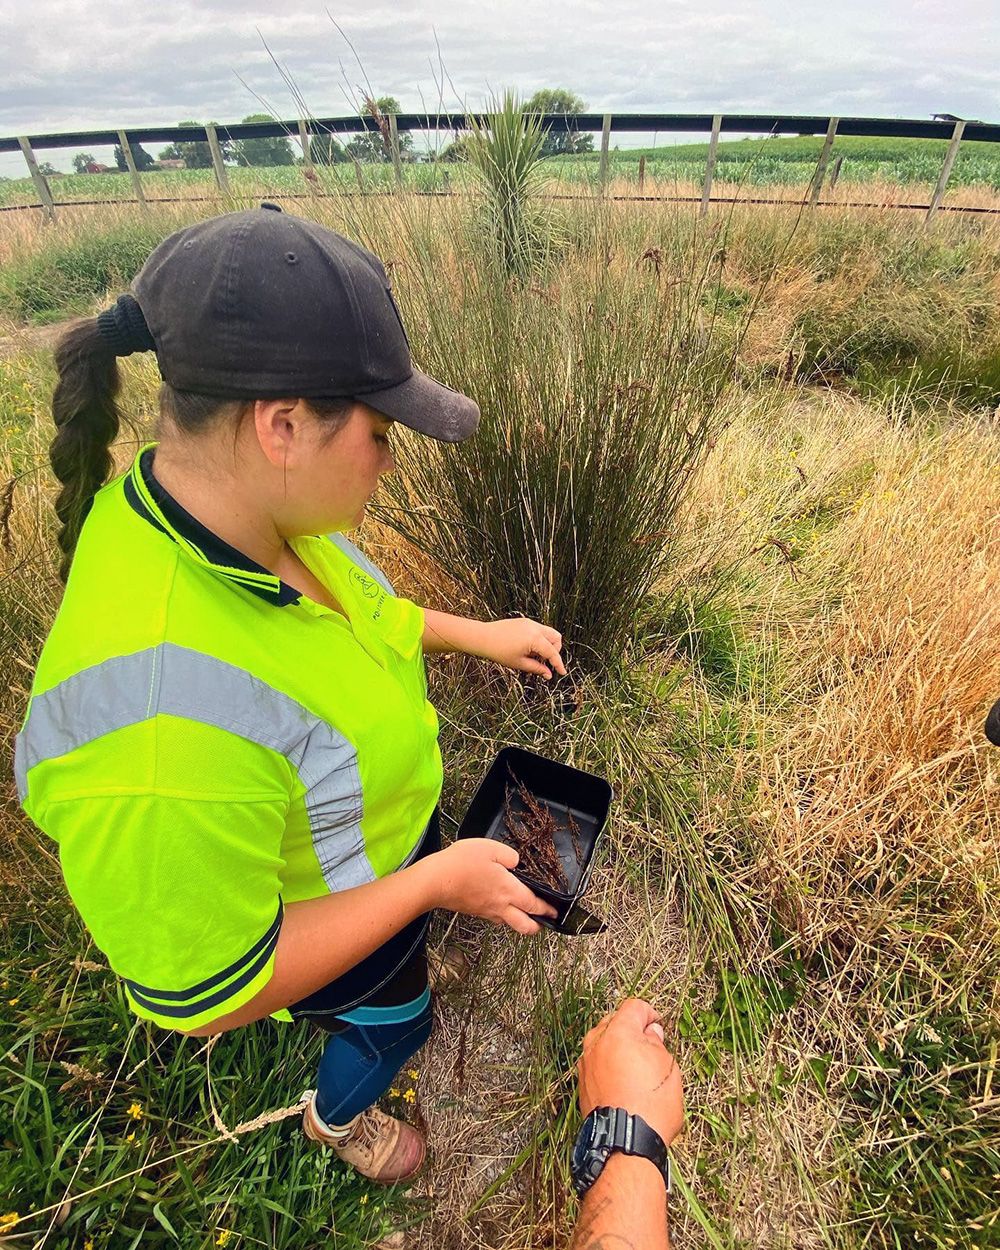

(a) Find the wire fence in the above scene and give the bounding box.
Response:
[3,111,999,223]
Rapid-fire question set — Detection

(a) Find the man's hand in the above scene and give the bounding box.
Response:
[578,998,684,1147]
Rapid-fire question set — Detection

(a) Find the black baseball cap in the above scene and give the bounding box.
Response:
[129,202,479,443]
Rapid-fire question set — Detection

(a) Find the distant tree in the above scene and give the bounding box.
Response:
[437,136,470,163]
[233,114,295,168]
[524,88,594,156]
[158,121,232,169]
[309,133,349,165]
[37,161,60,176]
[72,152,96,174]
[113,142,155,172]
[347,96,414,163]
[344,132,386,163]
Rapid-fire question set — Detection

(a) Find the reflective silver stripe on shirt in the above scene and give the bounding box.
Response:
[327,532,395,595]
[14,643,373,891]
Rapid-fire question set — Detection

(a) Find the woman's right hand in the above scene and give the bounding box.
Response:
[419,839,559,934]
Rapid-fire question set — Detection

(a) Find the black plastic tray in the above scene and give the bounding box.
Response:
[456,746,612,934]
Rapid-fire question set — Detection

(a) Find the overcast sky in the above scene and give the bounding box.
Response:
[1,0,997,176]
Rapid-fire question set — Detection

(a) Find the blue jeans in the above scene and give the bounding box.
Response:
[314,983,433,1125]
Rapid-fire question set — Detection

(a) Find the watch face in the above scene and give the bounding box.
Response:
[573,1112,615,1197]
[572,1117,596,1172]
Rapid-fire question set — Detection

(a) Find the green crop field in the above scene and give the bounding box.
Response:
[578,134,1000,187]
[2,132,999,1249]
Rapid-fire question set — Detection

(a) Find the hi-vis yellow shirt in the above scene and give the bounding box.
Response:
[15,444,443,1030]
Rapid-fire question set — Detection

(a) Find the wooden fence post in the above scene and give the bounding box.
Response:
[926,119,965,224]
[700,114,722,217]
[117,130,147,208]
[18,137,55,221]
[828,154,845,191]
[388,114,403,190]
[598,114,612,195]
[204,124,231,196]
[298,119,314,170]
[808,117,839,206]
[638,154,646,192]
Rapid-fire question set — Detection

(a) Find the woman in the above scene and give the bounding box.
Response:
[14,204,565,1184]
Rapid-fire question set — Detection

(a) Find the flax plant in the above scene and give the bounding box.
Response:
[464,91,552,277]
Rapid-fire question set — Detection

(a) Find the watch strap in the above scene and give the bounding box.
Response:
[622,1112,670,1191]
[577,1107,671,1196]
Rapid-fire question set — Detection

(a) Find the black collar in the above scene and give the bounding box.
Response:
[123,444,301,606]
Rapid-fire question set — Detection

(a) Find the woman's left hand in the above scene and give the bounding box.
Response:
[479,618,567,679]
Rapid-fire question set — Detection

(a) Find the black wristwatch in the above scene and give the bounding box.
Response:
[571,1106,671,1198]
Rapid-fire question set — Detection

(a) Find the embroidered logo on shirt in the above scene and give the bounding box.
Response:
[350,569,385,621]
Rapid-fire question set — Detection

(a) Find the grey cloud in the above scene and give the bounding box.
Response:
[0,0,997,177]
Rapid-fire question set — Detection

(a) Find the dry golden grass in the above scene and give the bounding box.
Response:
[760,420,1000,1012]
[545,174,1000,215]
[683,396,1000,987]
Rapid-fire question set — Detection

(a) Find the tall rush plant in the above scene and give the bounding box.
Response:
[376,219,747,675]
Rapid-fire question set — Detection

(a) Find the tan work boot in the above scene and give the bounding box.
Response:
[301,1091,426,1184]
[426,944,471,994]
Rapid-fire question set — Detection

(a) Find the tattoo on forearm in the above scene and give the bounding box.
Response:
[569,1183,670,1250]
[569,1197,636,1250]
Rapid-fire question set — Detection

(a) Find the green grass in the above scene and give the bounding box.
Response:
[0,162,455,209]
[845,1000,1000,1247]
[0,218,168,322]
[0,908,421,1247]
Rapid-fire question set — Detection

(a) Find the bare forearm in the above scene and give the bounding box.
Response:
[185,857,437,1035]
[571,1155,670,1250]
[422,608,492,656]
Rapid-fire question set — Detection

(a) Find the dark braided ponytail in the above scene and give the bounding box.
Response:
[49,319,127,583]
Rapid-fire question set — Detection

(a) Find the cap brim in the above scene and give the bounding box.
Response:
[986,696,1000,746]
[358,369,480,443]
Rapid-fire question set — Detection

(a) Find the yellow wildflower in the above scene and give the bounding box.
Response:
[0,1214,20,1233]
[84,1240,94,1250]
[402,1088,416,1104]
[407,1069,419,1080]
[359,1195,369,1206]
[126,1102,144,1120]
[215,1230,232,1247]
[125,1131,137,1144]
[7,999,19,1007]
[387,1087,401,1098]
